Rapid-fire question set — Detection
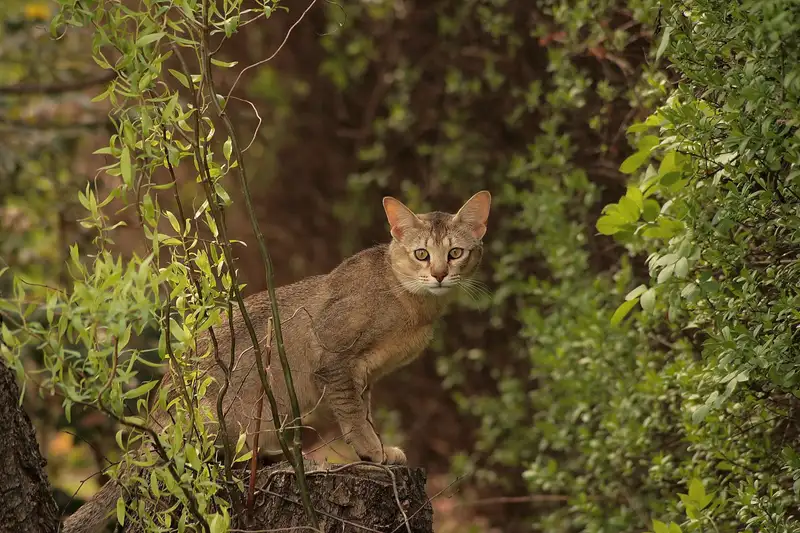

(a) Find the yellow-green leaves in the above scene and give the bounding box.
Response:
[208,511,230,533]
[211,58,238,68]
[620,149,650,174]
[135,32,166,47]
[122,379,159,401]
[610,298,639,326]
[116,496,126,526]
[120,146,133,187]
[597,142,689,240]
[679,478,716,519]
[649,519,681,533]
[169,68,191,88]
[223,137,232,162]
[596,186,648,235]
[620,135,659,174]
[640,288,656,312]
[612,283,657,325]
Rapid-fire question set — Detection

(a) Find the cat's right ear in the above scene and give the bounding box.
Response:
[383,196,420,240]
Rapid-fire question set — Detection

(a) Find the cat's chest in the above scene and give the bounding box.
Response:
[362,324,434,383]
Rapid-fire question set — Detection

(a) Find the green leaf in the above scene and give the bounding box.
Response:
[120,147,133,186]
[223,15,239,37]
[169,318,191,344]
[211,58,239,68]
[688,478,705,502]
[655,25,672,61]
[657,263,675,284]
[150,471,160,498]
[626,122,652,134]
[596,215,622,235]
[162,93,179,121]
[652,520,669,533]
[641,288,656,312]
[116,496,126,526]
[236,431,247,454]
[123,380,159,400]
[185,444,202,470]
[681,283,698,299]
[668,522,682,533]
[169,69,190,88]
[655,253,679,267]
[208,512,228,533]
[674,257,689,278]
[620,150,649,174]
[642,199,660,222]
[617,197,641,223]
[136,32,166,47]
[611,298,638,326]
[692,404,711,424]
[625,186,643,210]
[165,211,182,234]
[660,171,681,186]
[223,138,232,162]
[658,151,678,175]
[625,284,647,301]
[234,449,253,463]
[637,135,660,152]
[1,323,15,347]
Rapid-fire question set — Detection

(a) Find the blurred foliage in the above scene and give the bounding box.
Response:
[0,0,117,503]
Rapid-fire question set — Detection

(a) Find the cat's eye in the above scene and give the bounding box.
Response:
[414,249,429,261]
[448,247,464,260]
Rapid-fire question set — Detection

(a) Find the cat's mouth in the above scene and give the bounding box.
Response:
[426,285,453,296]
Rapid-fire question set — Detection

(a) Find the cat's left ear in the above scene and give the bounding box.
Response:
[454,190,491,239]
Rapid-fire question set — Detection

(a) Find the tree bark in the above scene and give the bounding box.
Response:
[125,460,433,533]
[235,462,433,533]
[0,360,60,533]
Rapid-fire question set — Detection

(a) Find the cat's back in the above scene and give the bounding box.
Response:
[240,244,389,319]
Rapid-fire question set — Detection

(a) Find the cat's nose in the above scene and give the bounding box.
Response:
[432,272,447,283]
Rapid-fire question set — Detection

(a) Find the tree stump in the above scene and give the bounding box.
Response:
[0,361,60,533]
[235,461,433,533]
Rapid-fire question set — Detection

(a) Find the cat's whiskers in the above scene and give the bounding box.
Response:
[456,280,480,301]
[456,277,491,302]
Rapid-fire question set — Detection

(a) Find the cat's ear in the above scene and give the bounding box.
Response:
[383,196,421,240]
[454,190,491,239]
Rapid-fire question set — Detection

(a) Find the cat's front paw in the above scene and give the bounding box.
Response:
[382,446,407,465]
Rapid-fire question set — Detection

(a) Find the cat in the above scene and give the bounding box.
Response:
[62,190,491,533]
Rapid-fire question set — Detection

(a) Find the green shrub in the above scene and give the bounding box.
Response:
[321,0,800,531]
[594,0,800,530]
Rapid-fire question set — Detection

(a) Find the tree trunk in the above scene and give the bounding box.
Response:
[0,360,60,533]
[235,462,433,533]
[124,460,434,533]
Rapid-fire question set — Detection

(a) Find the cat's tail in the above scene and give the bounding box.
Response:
[61,478,121,533]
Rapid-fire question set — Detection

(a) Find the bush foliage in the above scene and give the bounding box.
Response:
[321,0,800,531]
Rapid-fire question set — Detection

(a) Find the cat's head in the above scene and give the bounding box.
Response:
[383,191,491,296]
